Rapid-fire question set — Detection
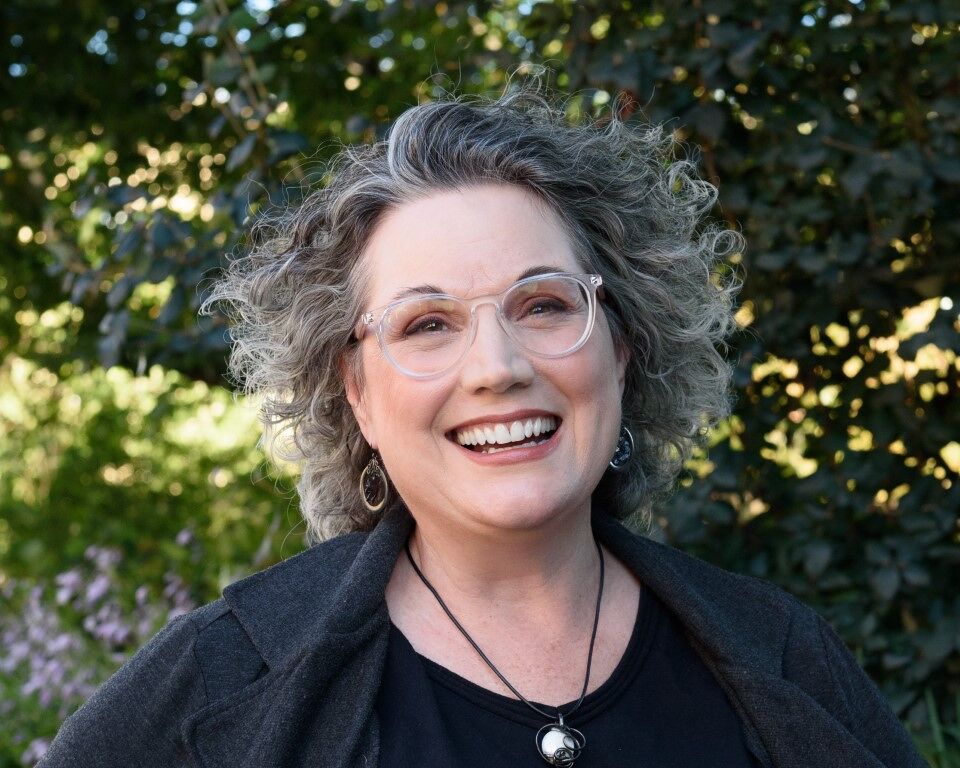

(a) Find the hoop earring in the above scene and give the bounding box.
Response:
[609,426,634,472]
[360,453,389,513]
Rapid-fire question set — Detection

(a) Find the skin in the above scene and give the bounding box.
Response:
[344,183,641,706]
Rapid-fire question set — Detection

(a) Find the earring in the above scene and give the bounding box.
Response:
[360,453,389,513]
[609,425,634,471]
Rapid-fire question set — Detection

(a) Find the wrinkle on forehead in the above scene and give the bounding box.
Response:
[358,183,580,306]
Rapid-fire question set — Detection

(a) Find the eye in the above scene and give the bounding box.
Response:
[520,296,571,317]
[523,297,571,316]
[404,316,450,336]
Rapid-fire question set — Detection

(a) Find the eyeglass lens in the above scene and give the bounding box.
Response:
[379,275,593,376]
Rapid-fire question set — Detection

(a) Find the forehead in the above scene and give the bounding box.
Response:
[360,184,581,305]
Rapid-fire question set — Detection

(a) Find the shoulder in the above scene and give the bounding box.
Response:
[40,531,372,768]
[40,609,208,767]
[599,517,807,663]
[600,518,869,690]
[601,521,925,766]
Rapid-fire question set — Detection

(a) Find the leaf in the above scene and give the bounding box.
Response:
[69,272,96,304]
[114,227,143,260]
[206,54,243,87]
[227,134,257,172]
[869,567,900,601]
[267,130,308,165]
[72,195,95,218]
[887,146,925,182]
[106,274,139,310]
[97,309,130,368]
[157,285,186,326]
[256,63,277,84]
[345,114,371,135]
[791,146,828,171]
[225,8,257,30]
[150,218,176,251]
[246,30,275,53]
[932,158,960,183]
[881,652,912,670]
[865,542,891,565]
[106,184,148,206]
[688,102,726,144]
[839,155,877,199]
[706,22,742,47]
[208,114,227,139]
[726,34,761,79]
[903,564,930,587]
[804,541,832,579]
[754,251,790,271]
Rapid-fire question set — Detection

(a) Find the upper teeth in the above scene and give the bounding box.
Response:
[455,416,558,447]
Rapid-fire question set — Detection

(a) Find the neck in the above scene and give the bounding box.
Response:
[403,505,601,628]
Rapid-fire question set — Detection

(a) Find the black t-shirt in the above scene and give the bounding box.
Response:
[376,587,762,767]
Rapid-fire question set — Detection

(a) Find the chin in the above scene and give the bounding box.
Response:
[460,488,587,534]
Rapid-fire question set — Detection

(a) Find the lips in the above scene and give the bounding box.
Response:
[450,415,561,454]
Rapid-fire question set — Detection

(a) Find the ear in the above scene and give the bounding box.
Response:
[339,350,378,449]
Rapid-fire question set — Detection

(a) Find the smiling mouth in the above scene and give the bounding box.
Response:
[450,416,561,454]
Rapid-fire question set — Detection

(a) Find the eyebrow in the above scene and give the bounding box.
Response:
[388,264,569,303]
[389,284,445,302]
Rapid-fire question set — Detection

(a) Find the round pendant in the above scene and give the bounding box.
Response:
[536,723,585,767]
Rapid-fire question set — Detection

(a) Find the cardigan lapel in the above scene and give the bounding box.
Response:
[181,507,413,768]
[594,513,893,768]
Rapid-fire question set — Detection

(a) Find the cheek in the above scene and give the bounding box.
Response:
[365,358,448,449]
[572,339,624,446]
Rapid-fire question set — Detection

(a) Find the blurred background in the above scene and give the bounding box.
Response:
[1,0,958,764]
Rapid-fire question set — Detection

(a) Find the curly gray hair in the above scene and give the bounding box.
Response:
[202,82,742,543]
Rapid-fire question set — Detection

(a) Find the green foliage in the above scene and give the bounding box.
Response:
[916,690,960,767]
[1,0,958,761]
[0,349,293,596]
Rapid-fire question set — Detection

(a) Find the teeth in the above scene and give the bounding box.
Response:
[455,416,558,447]
[479,437,550,454]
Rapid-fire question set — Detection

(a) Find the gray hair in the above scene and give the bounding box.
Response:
[202,82,743,543]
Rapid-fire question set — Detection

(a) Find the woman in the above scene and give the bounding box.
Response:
[40,85,925,768]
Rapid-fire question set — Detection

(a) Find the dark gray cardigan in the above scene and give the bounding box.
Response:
[40,507,927,768]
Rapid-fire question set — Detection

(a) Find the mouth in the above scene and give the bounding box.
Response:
[448,415,561,455]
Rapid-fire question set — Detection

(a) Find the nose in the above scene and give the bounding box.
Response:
[457,303,534,394]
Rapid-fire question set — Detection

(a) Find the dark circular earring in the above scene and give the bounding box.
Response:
[360,453,388,512]
[609,426,634,471]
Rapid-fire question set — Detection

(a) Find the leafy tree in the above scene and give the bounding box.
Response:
[1,0,957,760]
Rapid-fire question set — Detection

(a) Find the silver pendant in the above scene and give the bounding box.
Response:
[536,715,585,767]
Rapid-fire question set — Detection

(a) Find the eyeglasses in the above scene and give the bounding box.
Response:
[356,272,604,379]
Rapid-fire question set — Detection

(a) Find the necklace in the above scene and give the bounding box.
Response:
[404,539,605,768]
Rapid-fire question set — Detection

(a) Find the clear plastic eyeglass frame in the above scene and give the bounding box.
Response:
[355,272,604,380]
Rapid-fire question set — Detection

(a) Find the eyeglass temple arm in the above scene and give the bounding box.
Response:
[353,312,375,342]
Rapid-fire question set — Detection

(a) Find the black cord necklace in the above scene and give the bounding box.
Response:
[404,539,605,768]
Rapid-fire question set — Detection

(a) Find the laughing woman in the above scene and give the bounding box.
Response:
[41,85,925,768]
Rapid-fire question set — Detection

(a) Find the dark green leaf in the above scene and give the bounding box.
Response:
[227,134,257,172]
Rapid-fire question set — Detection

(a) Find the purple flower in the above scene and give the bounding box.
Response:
[84,545,121,571]
[175,528,194,546]
[2,534,199,749]
[83,574,111,606]
[48,633,75,655]
[22,737,50,765]
[54,569,83,606]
